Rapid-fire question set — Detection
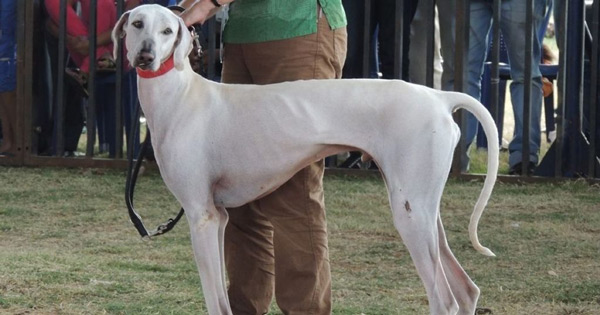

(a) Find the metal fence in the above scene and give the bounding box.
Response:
[2,0,599,181]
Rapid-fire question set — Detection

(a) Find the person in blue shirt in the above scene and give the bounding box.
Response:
[0,0,17,156]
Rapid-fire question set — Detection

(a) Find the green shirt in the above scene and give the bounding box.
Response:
[222,0,347,44]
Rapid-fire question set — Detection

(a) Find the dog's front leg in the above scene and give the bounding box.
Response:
[187,204,232,315]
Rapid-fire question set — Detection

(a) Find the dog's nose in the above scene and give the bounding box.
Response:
[135,51,155,67]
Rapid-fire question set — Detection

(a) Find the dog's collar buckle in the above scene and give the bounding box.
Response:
[136,55,175,78]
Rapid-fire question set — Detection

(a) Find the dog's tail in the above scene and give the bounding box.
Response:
[449,92,499,257]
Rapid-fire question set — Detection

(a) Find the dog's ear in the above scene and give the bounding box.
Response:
[173,16,193,71]
[112,11,131,61]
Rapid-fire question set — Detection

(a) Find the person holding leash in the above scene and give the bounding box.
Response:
[178,0,347,314]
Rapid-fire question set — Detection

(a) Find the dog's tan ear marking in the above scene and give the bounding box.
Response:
[173,16,193,71]
[111,11,131,61]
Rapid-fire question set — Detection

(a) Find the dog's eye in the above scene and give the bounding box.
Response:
[132,20,143,29]
[162,28,173,35]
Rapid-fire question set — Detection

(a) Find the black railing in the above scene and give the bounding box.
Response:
[3,0,599,181]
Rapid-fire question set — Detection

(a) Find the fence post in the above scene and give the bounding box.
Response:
[588,0,599,177]
[393,0,404,79]
[452,0,470,176]
[362,0,372,78]
[489,0,501,144]
[115,0,125,159]
[13,0,32,165]
[85,0,98,157]
[521,0,534,176]
[424,0,435,88]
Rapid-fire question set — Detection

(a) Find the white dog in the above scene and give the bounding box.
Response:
[113,5,499,315]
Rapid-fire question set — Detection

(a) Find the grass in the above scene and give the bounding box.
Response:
[1,166,599,314]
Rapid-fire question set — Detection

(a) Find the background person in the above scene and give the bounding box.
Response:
[0,0,17,156]
[44,0,118,86]
[461,0,551,174]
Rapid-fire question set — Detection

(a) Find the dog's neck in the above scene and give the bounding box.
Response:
[136,55,175,78]
[136,59,200,145]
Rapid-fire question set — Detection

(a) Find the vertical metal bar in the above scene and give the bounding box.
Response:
[425,0,435,87]
[86,0,98,157]
[575,1,586,136]
[452,0,470,175]
[55,0,67,156]
[15,0,30,163]
[588,0,599,177]
[490,0,501,143]
[454,0,471,92]
[554,1,568,177]
[562,0,585,176]
[522,0,533,176]
[115,0,124,159]
[394,0,404,79]
[207,17,217,80]
[362,0,372,78]
[356,0,373,170]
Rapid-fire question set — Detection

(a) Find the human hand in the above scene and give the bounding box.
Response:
[181,0,234,26]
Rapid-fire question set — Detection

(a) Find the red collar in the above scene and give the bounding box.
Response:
[136,55,175,78]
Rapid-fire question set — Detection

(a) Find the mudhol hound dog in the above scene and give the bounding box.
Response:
[113,5,499,315]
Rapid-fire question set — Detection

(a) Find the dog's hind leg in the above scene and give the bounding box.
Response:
[379,129,461,314]
[437,215,480,315]
[387,188,459,315]
[186,203,232,315]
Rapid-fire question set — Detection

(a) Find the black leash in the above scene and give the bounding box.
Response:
[125,101,185,239]
[124,12,206,238]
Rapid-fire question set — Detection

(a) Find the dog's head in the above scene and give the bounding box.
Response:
[111,4,192,72]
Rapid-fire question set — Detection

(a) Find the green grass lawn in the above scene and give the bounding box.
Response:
[1,166,599,314]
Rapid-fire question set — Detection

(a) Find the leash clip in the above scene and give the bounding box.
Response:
[149,219,174,237]
[189,26,203,59]
[147,209,186,238]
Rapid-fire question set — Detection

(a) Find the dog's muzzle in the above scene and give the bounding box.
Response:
[135,50,155,69]
[134,39,156,69]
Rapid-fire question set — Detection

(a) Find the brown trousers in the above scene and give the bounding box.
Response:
[221,13,347,315]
